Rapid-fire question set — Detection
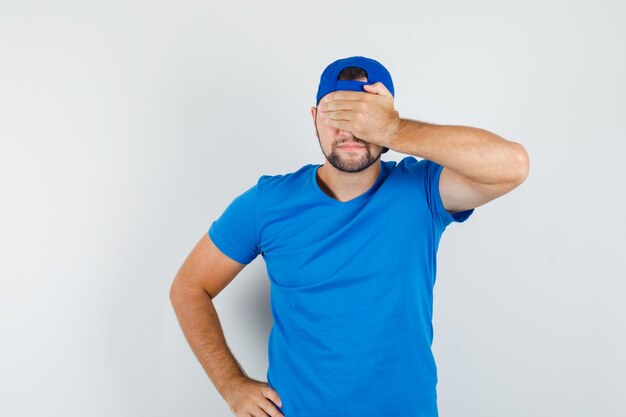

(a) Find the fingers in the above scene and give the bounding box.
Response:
[261,386,283,416]
[239,394,283,417]
[262,385,282,407]
[255,398,284,417]
[363,81,392,96]
[322,91,364,103]
[318,100,367,122]
[321,110,352,122]
[323,118,351,131]
[325,119,360,131]
[318,98,363,113]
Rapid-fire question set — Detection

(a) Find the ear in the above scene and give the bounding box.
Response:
[311,106,317,128]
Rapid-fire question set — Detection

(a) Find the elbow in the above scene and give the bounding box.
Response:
[169,276,213,308]
[169,276,187,307]
[511,142,530,184]
[169,280,181,307]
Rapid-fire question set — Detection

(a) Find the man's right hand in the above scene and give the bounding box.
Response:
[223,376,284,417]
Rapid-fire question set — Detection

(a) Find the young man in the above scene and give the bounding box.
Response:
[170,56,529,417]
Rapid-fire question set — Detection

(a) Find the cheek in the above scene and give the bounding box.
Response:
[322,124,336,134]
[317,119,336,134]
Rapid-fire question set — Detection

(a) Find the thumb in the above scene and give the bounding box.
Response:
[363,81,392,97]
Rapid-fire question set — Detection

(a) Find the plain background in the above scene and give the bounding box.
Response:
[1,0,624,416]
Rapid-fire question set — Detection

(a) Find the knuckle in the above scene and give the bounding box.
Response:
[262,385,275,398]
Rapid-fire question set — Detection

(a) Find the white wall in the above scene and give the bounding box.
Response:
[1,0,624,416]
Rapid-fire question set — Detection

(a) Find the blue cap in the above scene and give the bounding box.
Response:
[315,56,395,106]
[315,56,395,154]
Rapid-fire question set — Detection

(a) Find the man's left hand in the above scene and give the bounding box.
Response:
[317,81,401,148]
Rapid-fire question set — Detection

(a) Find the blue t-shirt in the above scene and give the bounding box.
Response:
[208,156,474,417]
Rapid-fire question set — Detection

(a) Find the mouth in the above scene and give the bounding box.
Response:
[338,143,365,150]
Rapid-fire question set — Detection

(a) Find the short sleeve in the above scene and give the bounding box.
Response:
[408,157,475,229]
[208,181,261,265]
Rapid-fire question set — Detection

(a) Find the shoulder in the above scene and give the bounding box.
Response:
[395,155,444,180]
[384,155,441,180]
[396,155,436,169]
[257,163,315,190]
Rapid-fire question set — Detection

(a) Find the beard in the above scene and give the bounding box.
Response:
[314,116,382,173]
[324,140,381,173]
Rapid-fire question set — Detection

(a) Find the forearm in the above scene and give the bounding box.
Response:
[170,284,247,398]
[387,118,529,184]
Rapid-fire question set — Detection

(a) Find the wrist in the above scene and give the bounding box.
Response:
[218,373,248,400]
[384,114,403,149]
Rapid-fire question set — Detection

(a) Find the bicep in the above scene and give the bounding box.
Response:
[439,166,522,214]
[171,232,247,300]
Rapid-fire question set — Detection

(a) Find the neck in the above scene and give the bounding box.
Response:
[317,159,381,202]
